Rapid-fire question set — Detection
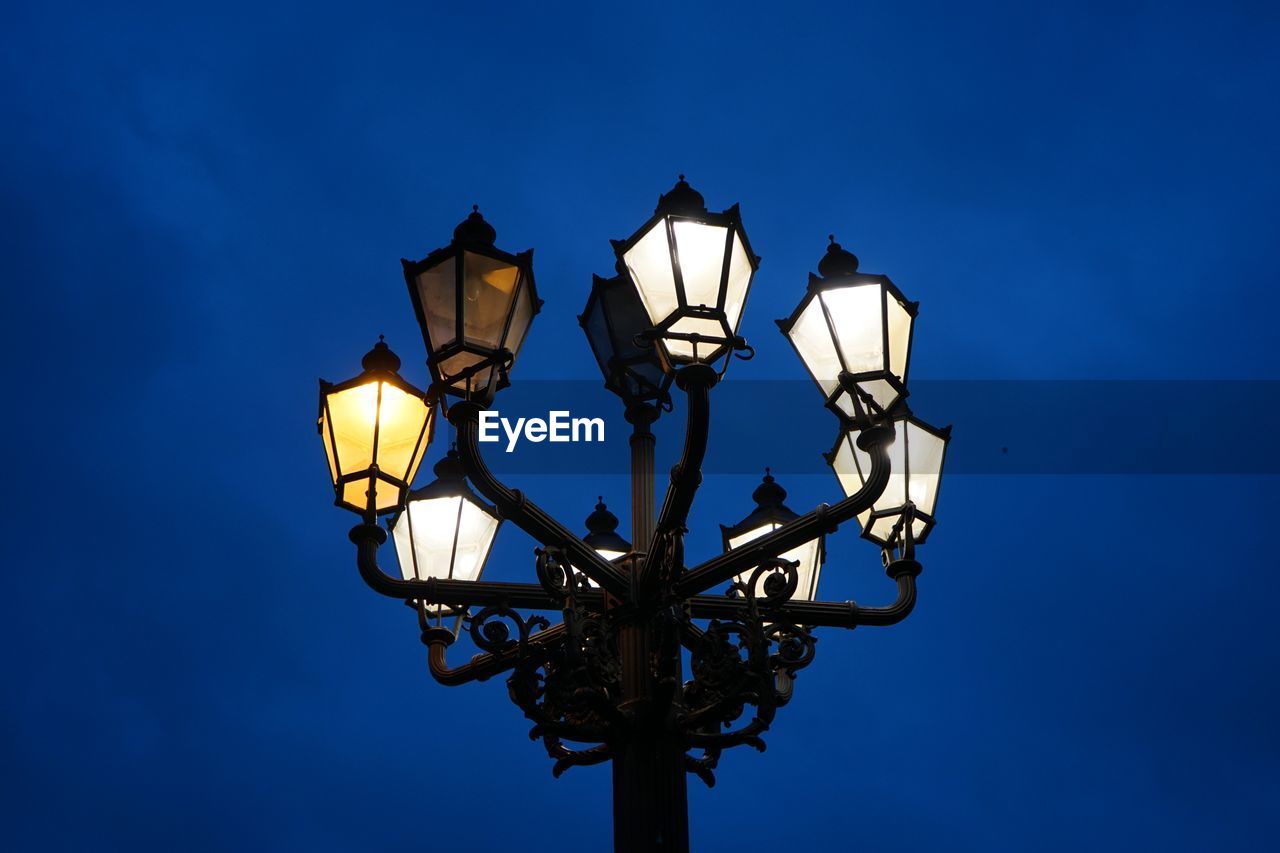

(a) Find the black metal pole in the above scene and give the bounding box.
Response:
[627,403,658,554]
[612,403,689,853]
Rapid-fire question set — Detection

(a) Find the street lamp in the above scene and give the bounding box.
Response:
[322,178,952,853]
[612,176,758,372]
[721,470,824,602]
[827,408,952,549]
[389,449,501,632]
[402,206,542,402]
[579,264,673,411]
[778,237,917,425]
[583,497,631,562]
[317,338,434,516]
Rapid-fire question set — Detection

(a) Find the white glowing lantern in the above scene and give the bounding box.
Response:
[613,176,758,371]
[720,471,824,602]
[828,412,951,547]
[778,237,917,425]
[390,450,501,631]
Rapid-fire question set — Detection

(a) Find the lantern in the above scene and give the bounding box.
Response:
[720,471,824,602]
[317,339,434,516]
[827,411,951,547]
[402,206,541,401]
[582,497,631,562]
[612,176,758,371]
[778,237,917,425]
[579,263,673,409]
[389,450,501,631]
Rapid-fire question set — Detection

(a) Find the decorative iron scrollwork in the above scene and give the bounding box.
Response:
[469,604,550,654]
[535,546,573,601]
[674,554,821,785]
[501,586,625,775]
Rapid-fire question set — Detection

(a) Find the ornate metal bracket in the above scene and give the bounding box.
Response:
[348,372,918,785]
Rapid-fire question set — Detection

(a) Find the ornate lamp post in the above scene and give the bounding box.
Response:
[319,181,952,852]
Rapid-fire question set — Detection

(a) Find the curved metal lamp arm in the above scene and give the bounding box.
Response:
[675,423,897,597]
[637,364,717,593]
[685,559,921,628]
[446,402,631,597]
[421,624,568,686]
[349,523,595,611]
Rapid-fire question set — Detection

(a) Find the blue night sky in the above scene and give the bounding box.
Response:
[3,1,1278,851]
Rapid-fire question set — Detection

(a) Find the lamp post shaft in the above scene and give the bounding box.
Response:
[611,617,690,852]
[627,405,658,550]
[612,407,689,852]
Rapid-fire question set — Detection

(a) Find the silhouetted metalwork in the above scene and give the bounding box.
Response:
[320,180,952,853]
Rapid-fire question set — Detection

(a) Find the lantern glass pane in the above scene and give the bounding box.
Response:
[320,409,339,483]
[821,285,885,374]
[582,298,611,376]
[595,548,627,563]
[728,521,822,602]
[372,382,431,484]
[505,279,535,359]
[834,377,899,417]
[830,433,875,531]
[886,295,913,381]
[340,476,401,512]
[629,360,667,396]
[883,426,909,507]
[342,477,371,510]
[623,220,678,326]
[903,419,946,516]
[671,220,729,310]
[439,351,492,391]
[830,433,861,497]
[867,513,929,543]
[325,381,380,474]
[870,425,909,508]
[722,230,752,333]
[392,495,499,586]
[666,315,728,361]
[461,251,521,349]
[788,297,842,397]
[413,256,458,350]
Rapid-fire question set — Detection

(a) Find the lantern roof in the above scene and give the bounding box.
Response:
[360,336,401,372]
[318,337,426,399]
[655,175,707,216]
[721,469,802,541]
[453,205,498,246]
[817,235,860,278]
[583,497,632,555]
[401,448,497,517]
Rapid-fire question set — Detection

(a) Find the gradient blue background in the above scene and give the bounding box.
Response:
[3,1,1278,850]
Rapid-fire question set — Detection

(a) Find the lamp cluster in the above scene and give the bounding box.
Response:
[778,235,952,555]
[314,177,953,852]
[317,177,950,635]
